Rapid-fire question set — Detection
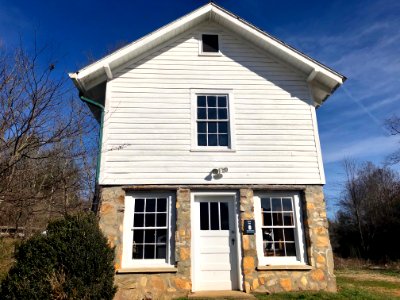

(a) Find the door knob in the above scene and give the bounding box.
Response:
[231,238,235,246]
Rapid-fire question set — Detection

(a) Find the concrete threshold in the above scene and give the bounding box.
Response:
[188,290,256,299]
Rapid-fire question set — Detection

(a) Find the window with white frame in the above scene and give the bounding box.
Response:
[191,89,236,151]
[197,94,229,147]
[254,192,307,265]
[122,193,175,268]
[201,34,219,53]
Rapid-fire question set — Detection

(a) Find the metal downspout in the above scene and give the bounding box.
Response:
[79,94,105,211]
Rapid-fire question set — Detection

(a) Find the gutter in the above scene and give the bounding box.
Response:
[79,93,104,185]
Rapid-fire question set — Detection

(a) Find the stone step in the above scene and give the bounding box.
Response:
[188,290,256,299]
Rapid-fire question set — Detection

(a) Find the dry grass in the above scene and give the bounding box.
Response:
[48,270,68,300]
[256,267,400,300]
[0,238,17,280]
[336,268,400,299]
[337,269,400,283]
[334,256,400,271]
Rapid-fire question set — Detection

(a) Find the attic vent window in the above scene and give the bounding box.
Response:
[202,34,219,53]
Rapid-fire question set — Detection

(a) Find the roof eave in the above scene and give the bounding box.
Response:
[209,4,345,85]
[70,3,213,91]
[68,72,86,93]
[69,2,345,99]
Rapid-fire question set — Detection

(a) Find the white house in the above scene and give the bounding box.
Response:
[69,3,345,299]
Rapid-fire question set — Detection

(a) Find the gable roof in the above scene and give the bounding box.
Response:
[69,2,346,105]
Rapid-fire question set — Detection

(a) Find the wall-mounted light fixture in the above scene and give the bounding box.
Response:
[211,167,228,180]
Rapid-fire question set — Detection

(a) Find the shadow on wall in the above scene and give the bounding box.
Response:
[112,20,311,106]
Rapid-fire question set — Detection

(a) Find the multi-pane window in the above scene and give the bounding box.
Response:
[261,197,296,257]
[122,193,175,268]
[200,201,229,230]
[132,197,169,260]
[197,95,229,147]
[254,192,307,265]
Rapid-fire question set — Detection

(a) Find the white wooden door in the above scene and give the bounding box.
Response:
[192,194,239,291]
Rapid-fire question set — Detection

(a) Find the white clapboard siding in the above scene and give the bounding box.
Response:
[105,155,318,162]
[100,21,324,185]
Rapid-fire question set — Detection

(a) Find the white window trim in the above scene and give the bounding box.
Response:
[190,89,236,152]
[254,191,308,266]
[121,192,176,269]
[198,32,222,56]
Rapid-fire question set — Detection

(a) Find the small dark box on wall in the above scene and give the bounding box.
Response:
[243,220,255,235]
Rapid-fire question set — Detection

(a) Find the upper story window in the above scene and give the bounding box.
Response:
[254,192,307,266]
[122,192,175,268]
[199,34,221,56]
[202,34,219,53]
[197,95,229,147]
[191,89,235,151]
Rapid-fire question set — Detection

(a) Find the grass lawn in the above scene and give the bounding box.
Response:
[255,268,400,300]
[176,268,400,299]
[1,243,399,300]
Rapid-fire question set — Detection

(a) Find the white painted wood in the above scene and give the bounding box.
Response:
[99,22,326,185]
[99,80,111,184]
[69,2,344,104]
[103,64,113,79]
[198,31,223,56]
[191,192,241,291]
[310,104,326,184]
[307,69,318,82]
[254,192,307,266]
[190,89,236,152]
[102,178,319,185]
[122,192,176,268]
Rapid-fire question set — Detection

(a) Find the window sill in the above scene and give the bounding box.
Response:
[116,267,178,274]
[257,265,312,271]
[190,148,236,153]
[198,52,222,57]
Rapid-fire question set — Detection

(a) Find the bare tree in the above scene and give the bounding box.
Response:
[331,159,400,261]
[341,159,366,255]
[385,115,400,164]
[0,42,97,235]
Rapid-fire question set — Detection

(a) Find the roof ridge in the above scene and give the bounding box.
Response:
[70,2,345,104]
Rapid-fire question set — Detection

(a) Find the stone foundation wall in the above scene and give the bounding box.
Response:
[98,185,335,299]
[240,186,336,293]
[99,187,192,300]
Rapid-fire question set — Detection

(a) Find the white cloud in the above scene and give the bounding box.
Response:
[282,4,400,114]
[323,135,399,164]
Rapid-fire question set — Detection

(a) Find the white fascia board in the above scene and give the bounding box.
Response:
[103,64,113,80]
[210,6,345,86]
[71,2,345,95]
[307,69,319,82]
[73,4,212,90]
[68,72,86,92]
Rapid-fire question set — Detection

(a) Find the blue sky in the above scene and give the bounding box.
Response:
[1,0,399,217]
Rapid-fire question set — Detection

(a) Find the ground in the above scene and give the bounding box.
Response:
[1,241,399,299]
[254,268,400,300]
[178,268,400,300]
[0,238,16,281]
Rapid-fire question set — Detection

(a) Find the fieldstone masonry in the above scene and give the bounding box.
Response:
[99,187,192,300]
[98,185,336,299]
[239,186,336,293]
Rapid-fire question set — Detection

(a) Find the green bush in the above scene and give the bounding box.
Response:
[0,213,116,300]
